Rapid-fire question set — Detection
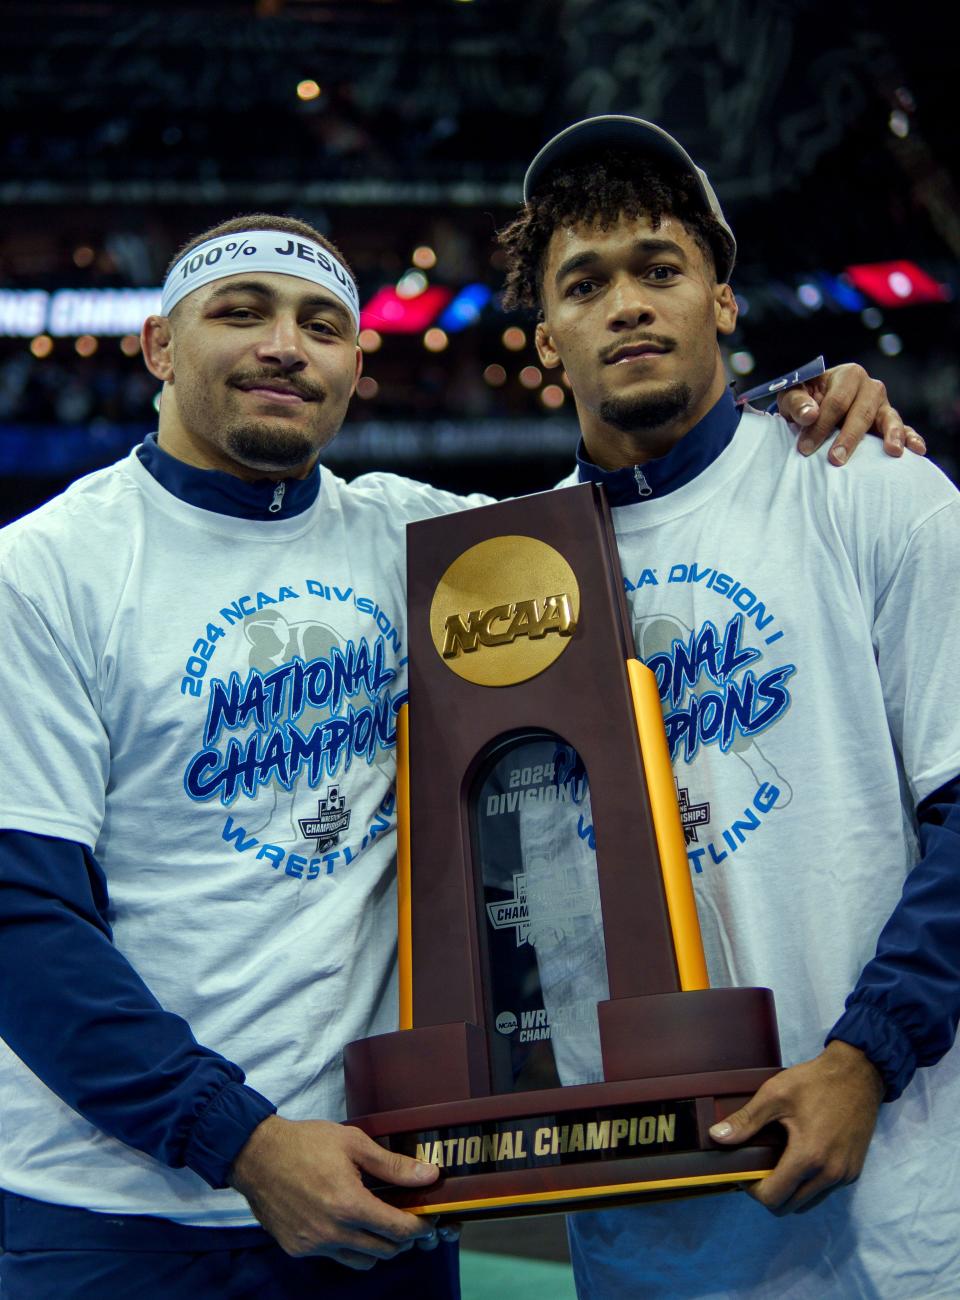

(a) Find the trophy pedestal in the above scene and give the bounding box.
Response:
[344,987,783,1218]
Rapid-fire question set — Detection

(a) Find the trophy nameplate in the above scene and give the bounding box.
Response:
[344,483,784,1219]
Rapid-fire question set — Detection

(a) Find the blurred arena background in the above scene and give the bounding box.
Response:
[1,0,956,531]
[0,1,953,1290]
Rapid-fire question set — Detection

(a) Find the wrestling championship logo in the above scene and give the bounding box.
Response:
[298,784,352,853]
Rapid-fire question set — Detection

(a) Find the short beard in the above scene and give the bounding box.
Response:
[225,423,318,472]
[599,381,691,433]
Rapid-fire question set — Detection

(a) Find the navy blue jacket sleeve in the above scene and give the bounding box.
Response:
[0,829,276,1188]
[827,773,960,1100]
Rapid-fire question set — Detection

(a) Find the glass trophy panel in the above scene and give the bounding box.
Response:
[470,731,610,1094]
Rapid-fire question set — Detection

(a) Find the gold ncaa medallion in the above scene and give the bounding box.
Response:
[429,535,580,686]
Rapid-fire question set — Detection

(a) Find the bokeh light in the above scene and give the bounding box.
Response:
[412,246,437,270]
[519,365,542,389]
[888,270,913,299]
[396,270,428,300]
[540,385,565,409]
[502,326,526,351]
[423,327,449,352]
[483,363,506,387]
[358,328,382,353]
[296,80,322,101]
[888,109,909,138]
[29,334,53,359]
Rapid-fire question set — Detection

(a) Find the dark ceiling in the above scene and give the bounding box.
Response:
[0,0,955,514]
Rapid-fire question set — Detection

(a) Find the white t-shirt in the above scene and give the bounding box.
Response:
[3,413,958,1290]
[0,448,482,1224]
[556,411,960,1297]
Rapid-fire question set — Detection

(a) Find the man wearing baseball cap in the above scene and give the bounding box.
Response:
[0,194,928,1296]
[496,116,960,1296]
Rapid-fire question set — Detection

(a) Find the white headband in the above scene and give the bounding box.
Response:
[161,230,360,330]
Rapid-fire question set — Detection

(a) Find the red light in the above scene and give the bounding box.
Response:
[844,261,949,309]
[360,285,452,334]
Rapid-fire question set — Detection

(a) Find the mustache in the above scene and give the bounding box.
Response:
[228,371,326,402]
[599,333,676,364]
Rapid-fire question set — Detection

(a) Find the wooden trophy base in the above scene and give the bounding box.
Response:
[344,988,784,1219]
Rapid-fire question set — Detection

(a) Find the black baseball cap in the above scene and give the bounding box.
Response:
[523,115,736,282]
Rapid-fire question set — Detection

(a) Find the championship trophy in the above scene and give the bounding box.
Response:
[343,483,783,1218]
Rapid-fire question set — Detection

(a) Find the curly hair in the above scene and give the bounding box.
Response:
[164,213,353,286]
[498,149,734,313]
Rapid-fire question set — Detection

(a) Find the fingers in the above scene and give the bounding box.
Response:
[346,1190,438,1250]
[281,1206,427,1263]
[723,1046,880,1218]
[352,1128,440,1190]
[869,402,906,458]
[746,1147,854,1215]
[412,1213,439,1250]
[329,1247,381,1270]
[278,1195,432,1261]
[904,427,927,457]
[777,363,926,465]
[338,1223,423,1259]
[342,1136,441,1248]
[805,373,886,463]
[232,1117,442,1265]
[868,408,926,460]
[794,1185,842,1216]
[417,1220,460,1249]
[709,1085,780,1146]
[713,1108,807,1211]
[776,387,820,430]
[332,1223,454,1269]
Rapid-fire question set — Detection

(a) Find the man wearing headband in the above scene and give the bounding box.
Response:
[0,214,480,1299]
[495,116,960,1297]
[153,224,362,478]
[0,203,927,1299]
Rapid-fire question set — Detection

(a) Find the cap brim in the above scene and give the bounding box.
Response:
[524,116,699,203]
[522,115,736,282]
